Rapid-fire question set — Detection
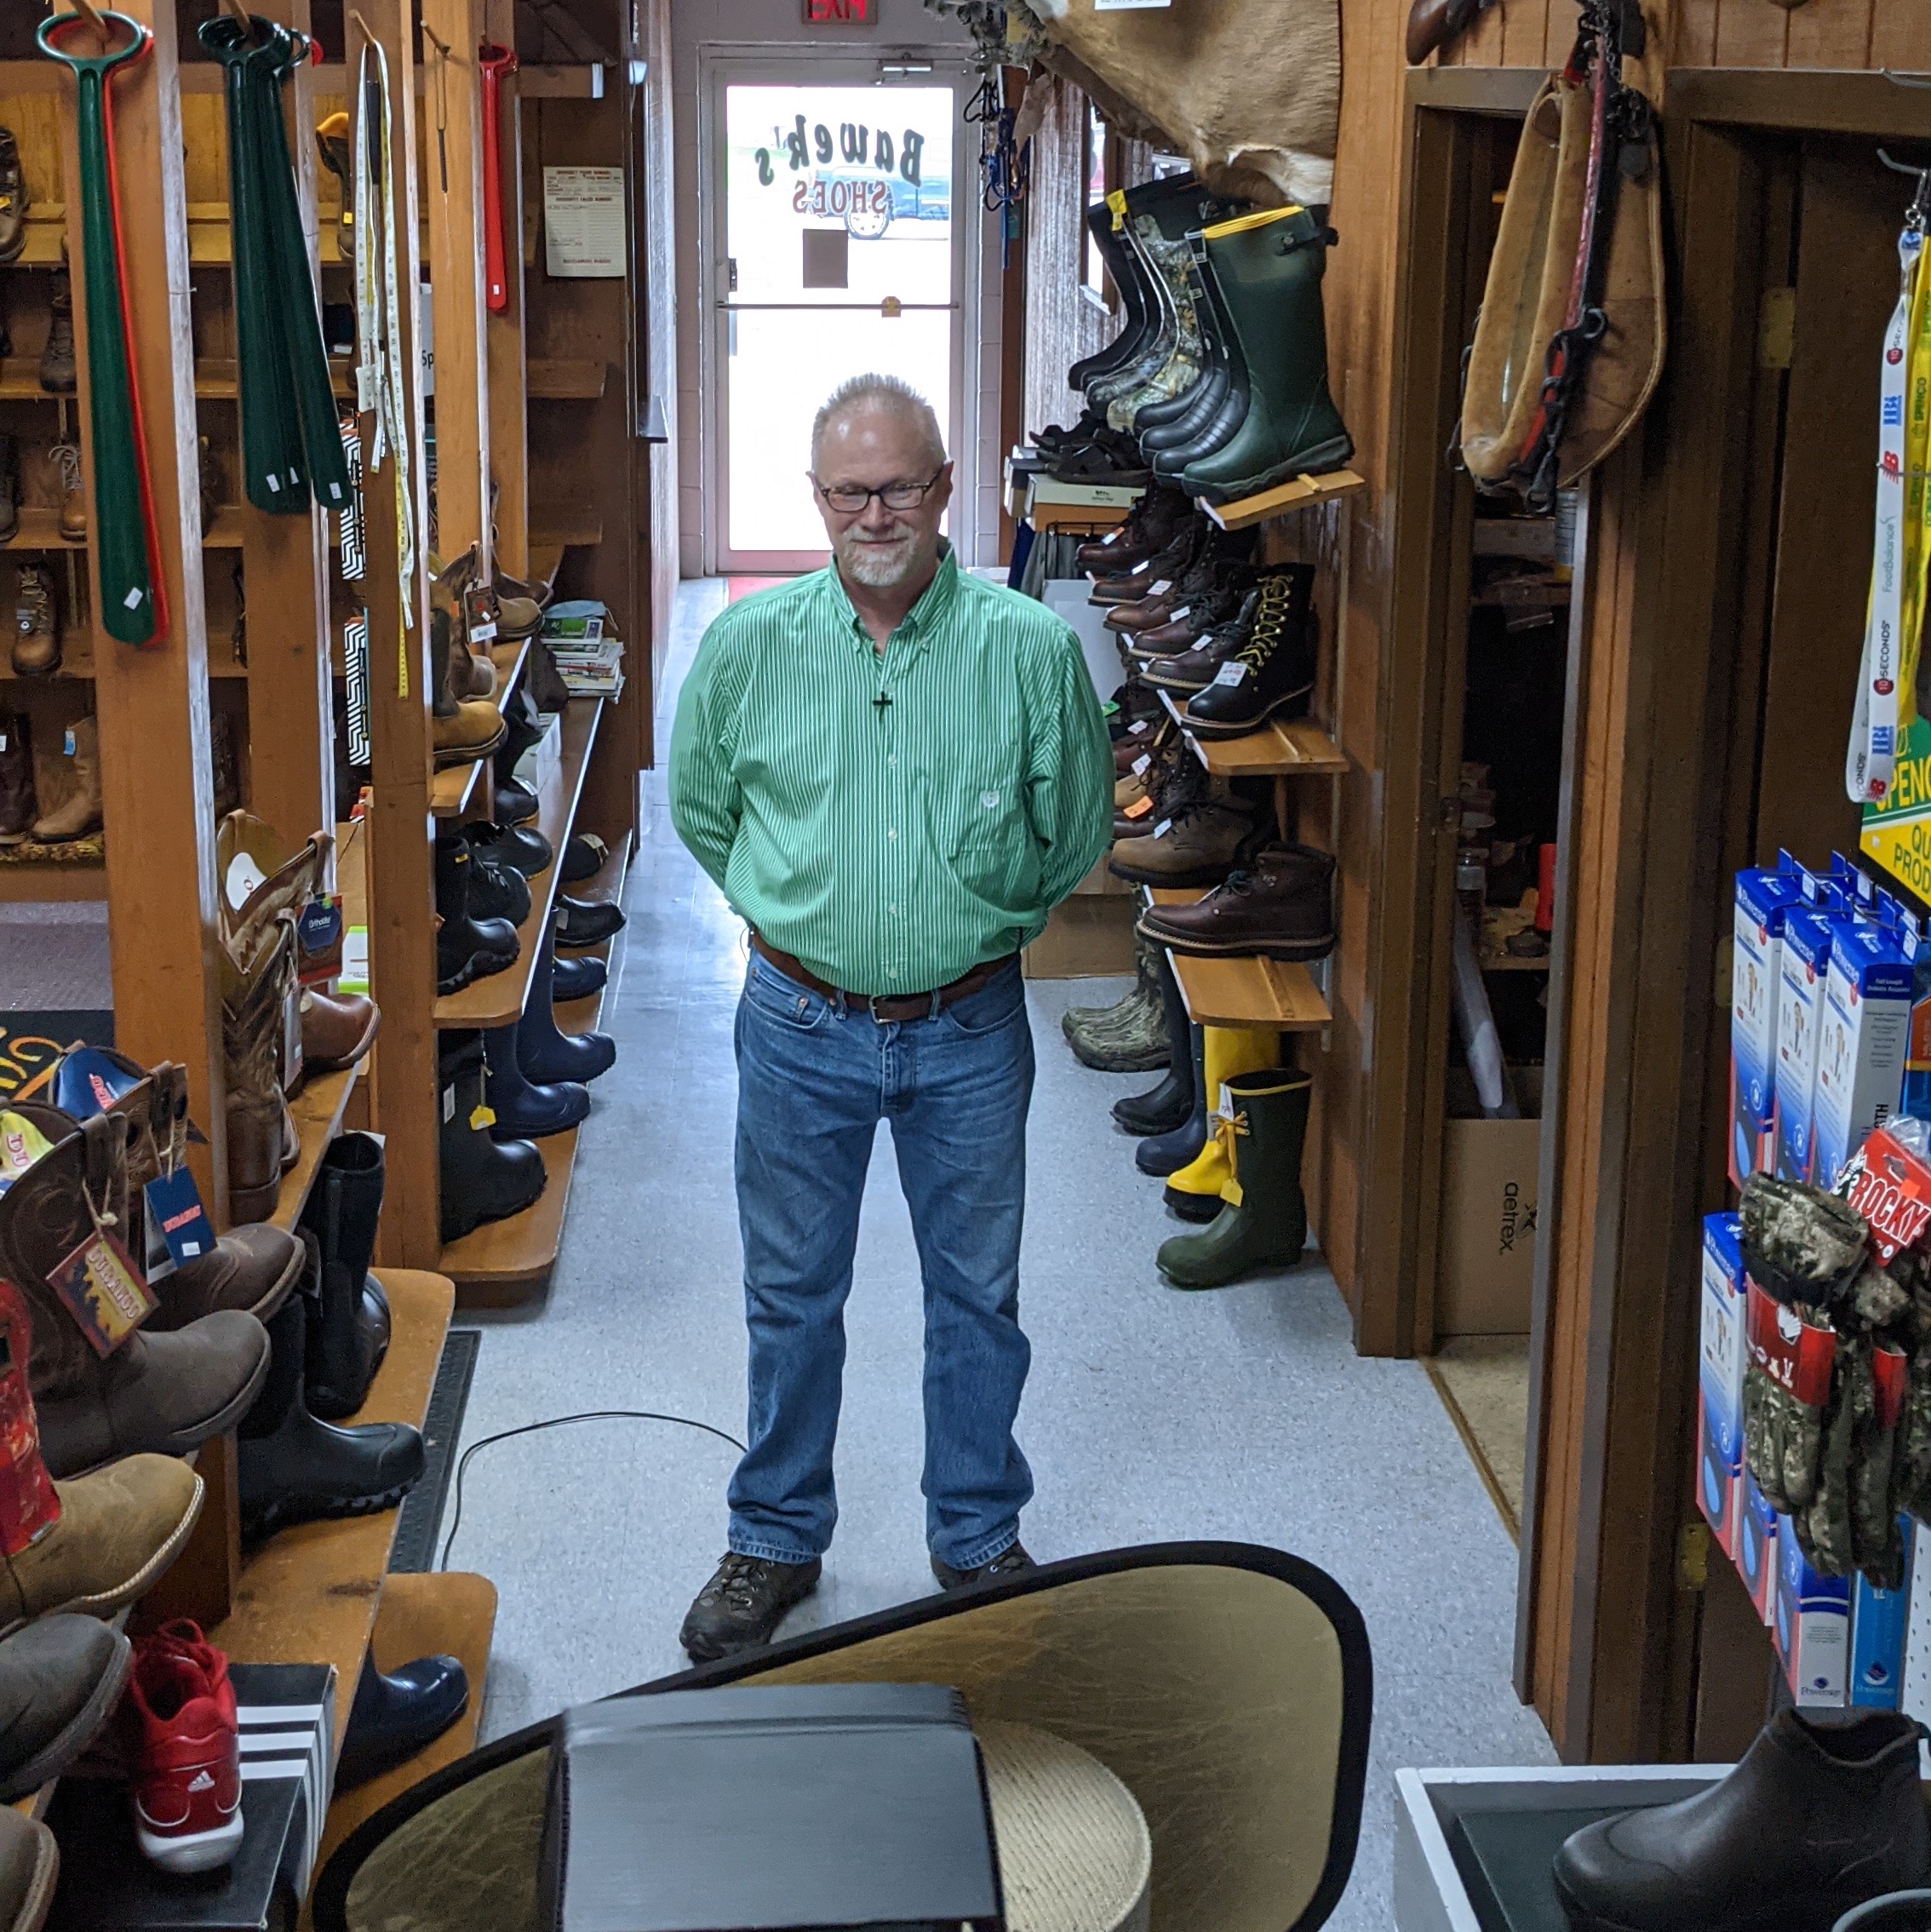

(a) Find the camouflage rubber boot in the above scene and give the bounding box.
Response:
[1061,934,1170,1073]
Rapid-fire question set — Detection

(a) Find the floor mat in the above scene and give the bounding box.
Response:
[387,1327,481,1574]
[726,576,791,603]
[0,1010,112,1103]
[1426,1336,1531,1540]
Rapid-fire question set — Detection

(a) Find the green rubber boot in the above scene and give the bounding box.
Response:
[1156,1068,1313,1288]
[1180,207,1352,506]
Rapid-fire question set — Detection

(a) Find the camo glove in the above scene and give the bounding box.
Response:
[1853,1339,1909,1588]
[1740,1172,1868,1310]
[1745,1331,1834,1514]
[1793,1336,1859,1577]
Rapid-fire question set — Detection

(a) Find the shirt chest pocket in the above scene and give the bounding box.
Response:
[944,773,1038,908]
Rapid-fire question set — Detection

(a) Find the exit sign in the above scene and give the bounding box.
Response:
[804,0,871,20]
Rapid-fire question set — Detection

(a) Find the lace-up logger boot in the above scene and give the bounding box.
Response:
[10,565,56,678]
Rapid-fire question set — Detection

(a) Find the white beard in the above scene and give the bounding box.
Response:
[837,529,921,588]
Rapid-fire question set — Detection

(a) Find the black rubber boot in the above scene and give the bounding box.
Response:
[335,1652,469,1791]
[1112,950,1193,1136]
[438,1035,546,1243]
[518,926,616,1084]
[433,834,519,995]
[552,953,607,1004]
[298,1132,391,1422]
[482,1022,589,1139]
[1135,1024,1207,1177]
[237,1288,424,1542]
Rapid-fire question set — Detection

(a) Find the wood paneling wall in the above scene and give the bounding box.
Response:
[1435,0,1929,64]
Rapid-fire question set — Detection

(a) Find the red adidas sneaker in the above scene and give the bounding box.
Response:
[124,1620,244,1873]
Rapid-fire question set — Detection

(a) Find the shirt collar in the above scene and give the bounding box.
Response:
[822,542,959,659]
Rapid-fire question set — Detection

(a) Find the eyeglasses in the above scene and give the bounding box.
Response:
[812,470,944,515]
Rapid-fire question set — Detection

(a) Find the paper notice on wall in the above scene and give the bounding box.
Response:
[542,167,626,278]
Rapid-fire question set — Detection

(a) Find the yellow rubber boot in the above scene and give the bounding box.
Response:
[1162,1025,1280,1220]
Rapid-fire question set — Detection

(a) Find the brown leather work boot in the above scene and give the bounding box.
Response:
[51,443,83,543]
[430,609,507,767]
[1136,842,1337,963]
[0,711,32,846]
[222,921,300,1225]
[1107,793,1260,890]
[31,714,99,841]
[37,271,73,394]
[301,987,379,1071]
[0,130,28,267]
[11,564,57,677]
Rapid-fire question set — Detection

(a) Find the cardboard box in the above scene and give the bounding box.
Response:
[1738,1471,1779,1623]
[1022,895,1136,980]
[1435,1117,1540,1336]
[1696,1213,1747,1558]
[1850,1521,1914,1709]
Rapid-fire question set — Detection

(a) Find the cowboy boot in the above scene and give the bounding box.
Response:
[0,1115,271,1477]
[430,609,507,767]
[1180,208,1353,504]
[221,922,298,1224]
[1156,1069,1313,1287]
[30,716,97,841]
[432,548,496,700]
[0,712,32,846]
[215,811,331,973]
[1162,1028,1284,1222]
[296,1133,392,1423]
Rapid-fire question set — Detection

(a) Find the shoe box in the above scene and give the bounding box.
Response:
[46,1660,334,1931]
[1023,897,1137,978]
[1433,1066,1542,1338]
[1729,857,1800,1188]
[1695,1211,1745,1561]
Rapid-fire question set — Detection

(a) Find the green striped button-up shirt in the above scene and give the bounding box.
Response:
[668,551,1114,996]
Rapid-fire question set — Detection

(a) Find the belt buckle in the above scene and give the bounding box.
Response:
[866,992,893,1022]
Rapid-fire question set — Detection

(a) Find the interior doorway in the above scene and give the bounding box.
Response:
[702,60,976,574]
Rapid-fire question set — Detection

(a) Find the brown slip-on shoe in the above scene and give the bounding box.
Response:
[0,1806,56,1932]
[0,1456,203,1637]
[0,1614,131,1804]
[301,987,380,1071]
[152,1224,306,1332]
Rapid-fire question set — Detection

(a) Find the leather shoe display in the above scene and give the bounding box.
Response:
[1106,790,1260,889]
[679,1552,822,1663]
[1136,843,1337,963]
[0,1455,203,1637]
[519,928,616,1083]
[300,987,379,1072]
[434,833,520,996]
[298,1132,392,1422]
[1552,1709,1931,1932]
[483,1023,590,1139]
[0,1614,129,1803]
[237,1296,424,1543]
[438,1033,546,1243]
[335,1652,469,1792]
[551,952,607,1003]
[553,893,624,951]
[463,817,553,879]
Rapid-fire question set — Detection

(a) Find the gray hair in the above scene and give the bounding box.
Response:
[810,373,945,472]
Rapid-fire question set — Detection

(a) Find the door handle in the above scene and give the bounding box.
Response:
[725,257,737,294]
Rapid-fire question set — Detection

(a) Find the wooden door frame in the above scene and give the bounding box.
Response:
[1361,61,1931,1761]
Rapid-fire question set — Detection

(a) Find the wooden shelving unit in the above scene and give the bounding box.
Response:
[270,1058,365,1232]
[1156,690,1347,776]
[1200,467,1366,532]
[526,358,609,400]
[433,696,603,1029]
[1146,886,1332,1032]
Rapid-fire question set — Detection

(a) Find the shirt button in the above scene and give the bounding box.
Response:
[888,828,897,840]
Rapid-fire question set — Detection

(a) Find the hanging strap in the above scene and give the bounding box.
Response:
[1848,217,1927,804]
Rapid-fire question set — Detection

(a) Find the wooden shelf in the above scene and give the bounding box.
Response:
[430,754,486,821]
[312,1570,496,1870]
[270,1058,364,1233]
[530,513,603,551]
[1200,467,1366,532]
[0,507,83,550]
[1156,691,1346,776]
[433,697,603,1029]
[0,360,79,402]
[195,358,355,403]
[0,854,105,900]
[0,633,244,680]
[527,358,609,400]
[206,1268,456,1763]
[444,972,610,1304]
[1146,886,1332,1032]
[1481,951,1551,972]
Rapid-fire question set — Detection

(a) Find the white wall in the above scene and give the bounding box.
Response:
[669,0,1002,574]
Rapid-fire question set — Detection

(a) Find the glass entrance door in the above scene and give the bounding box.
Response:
[708,65,966,572]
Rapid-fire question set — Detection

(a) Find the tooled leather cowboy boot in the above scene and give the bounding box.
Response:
[31,715,98,841]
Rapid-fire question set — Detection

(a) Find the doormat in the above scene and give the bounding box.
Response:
[387,1326,481,1574]
[0,1011,113,1104]
[727,576,791,603]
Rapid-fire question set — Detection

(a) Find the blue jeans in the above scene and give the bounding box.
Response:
[727,949,1036,1572]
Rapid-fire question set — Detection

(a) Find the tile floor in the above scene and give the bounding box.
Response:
[451,578,1555,1929]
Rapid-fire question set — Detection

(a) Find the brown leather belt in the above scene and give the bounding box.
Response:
[750,933,1016,1023]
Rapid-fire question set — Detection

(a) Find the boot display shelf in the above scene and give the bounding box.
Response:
[1156,690,1347,777]
[1145,886,1332,1031]
[440,830,630,1304]
[433,693,603,1029]
[1200,467,1366,532]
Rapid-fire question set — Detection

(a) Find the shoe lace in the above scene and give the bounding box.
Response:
[49,443,81,495]
[15,569,50,631]
[707,1552,774,1610]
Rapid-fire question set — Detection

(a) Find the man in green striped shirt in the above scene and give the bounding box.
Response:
[668,374,1113,1660]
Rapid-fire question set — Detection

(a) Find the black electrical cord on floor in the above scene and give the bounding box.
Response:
[436,1410,748,1572]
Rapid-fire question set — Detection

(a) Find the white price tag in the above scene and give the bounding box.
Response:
[1149,579,1172,596]
[442,1082,456,1125]
[1128,719,1149,737]
[471,620,498,644]
[1212,660,1250,688]
[1132,754,1151,777]
[1169,605,1191,622]
[1154,817,1175,838]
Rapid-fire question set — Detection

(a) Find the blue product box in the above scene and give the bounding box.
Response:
[1737,1472,1779,1625]
[1813,911,1915,1189]
[1850,1520,1914,1709]
[1696,1213,1746,1558]
[1776,1516,1851,1706]
[1732,858,1802,1187]
[1774,879,1850,1184]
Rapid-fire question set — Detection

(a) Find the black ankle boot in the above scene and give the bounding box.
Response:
[518,926,616,1084]
[237,1285,425,1542]
[482,1022,589,1139]
[298,1132,392,1422]
[439,1034,546,1242]
[1112,949,1194,1136]
[335,1651,469,1791]
[434,834,519,995]
[552,953,607,1003]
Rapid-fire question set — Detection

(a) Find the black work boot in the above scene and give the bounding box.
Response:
[38,270,74,395]
[297,1132,392,1422]
[1183,565,1319,739]
[335,1652,468,1792]
[679,1552,822,1663]
[438,1034,546,1243]
[1112,949,1194,1137]
[434,833,520,995]
[237,1272,424,1542]
[931,1541,1035,1592]
[1551,1708,1931,1932]
[1136,1023,1208,1178]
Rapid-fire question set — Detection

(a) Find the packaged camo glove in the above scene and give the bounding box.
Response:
[1851,1339,1909,1587]
[1740,1171,1867,1310]
[1793,1335,1859,1577]
[1743,1291,1837,1514]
